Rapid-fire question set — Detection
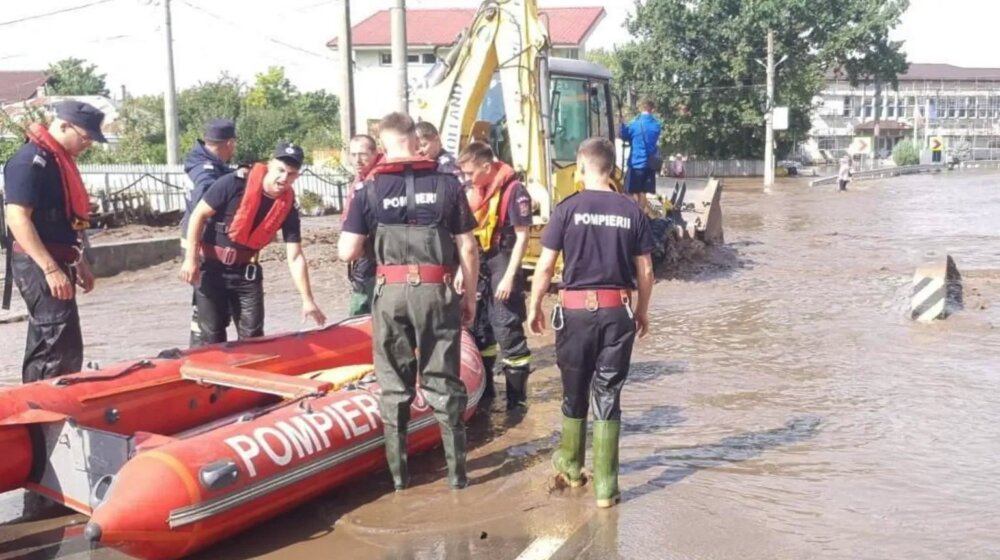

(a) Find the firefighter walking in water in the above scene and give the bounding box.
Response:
[179,142,326,343]
[456,142,533,410]
[528,138,654,508]
[338,113,479,490]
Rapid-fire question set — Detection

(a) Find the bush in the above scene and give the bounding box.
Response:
[298,190,324,216]
[893,139,919,167]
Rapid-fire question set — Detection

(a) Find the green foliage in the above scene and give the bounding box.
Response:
[892,138,918,166]
[616,0,909,159]
[297,190,324,215]
[69,66,340,164]
[246,67,297,109]
[46,58,110,96]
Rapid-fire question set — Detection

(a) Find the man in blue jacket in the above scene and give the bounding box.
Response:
[618,98,661,209]
[181,119,236,346]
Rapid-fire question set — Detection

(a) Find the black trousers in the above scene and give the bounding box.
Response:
[12,253,83,383]
[555,306,636,421]
[193,261,264,345]
[471,249,531,367]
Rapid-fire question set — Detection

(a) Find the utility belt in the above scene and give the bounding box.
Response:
[13,242,82,265]
[551,288,633,331]
[375,264,454,286]
[200,243,260,281]
[200,243,258,266]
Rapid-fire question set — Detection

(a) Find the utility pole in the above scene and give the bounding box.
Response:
[390,0,408,114]
[338,0,356,144]
[163,0,180,165]
[763,29,775,190]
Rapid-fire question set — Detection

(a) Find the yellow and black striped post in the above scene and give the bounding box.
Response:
[911,255,963,322]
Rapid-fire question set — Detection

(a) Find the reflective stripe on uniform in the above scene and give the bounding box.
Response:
[479,344,499,358]
[502,355,530,367]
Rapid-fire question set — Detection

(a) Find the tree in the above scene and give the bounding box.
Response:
[892,139,919,166]
[79,68,339,164]
[246,67,297,109]
[46,58,110,96]
[617,0,909,159]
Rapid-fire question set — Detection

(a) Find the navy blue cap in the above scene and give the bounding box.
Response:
[55,100,107,143]
[204,118,236,142]
[273,142,305,168]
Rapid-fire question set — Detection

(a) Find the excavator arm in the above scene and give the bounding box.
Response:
[414,0,554,219]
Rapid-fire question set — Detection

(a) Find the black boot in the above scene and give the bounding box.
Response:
[504,365,530,411]
[481,356,497,400]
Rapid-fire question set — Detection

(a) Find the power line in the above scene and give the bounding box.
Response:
[176,1,331,61]
[0,34,138,62]
[0,0,116,28]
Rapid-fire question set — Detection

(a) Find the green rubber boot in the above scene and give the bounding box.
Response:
[552,416,587,487]
[592,420,621,508]
[384,429,409,491]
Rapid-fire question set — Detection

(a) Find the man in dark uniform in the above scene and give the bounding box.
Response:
[181,119,237,346]
[338,112,479,490]
[343,134,381,316]
[3,100,105,383]
[528,138,654,508]
[456,141,532,409]
[179,142,326,343]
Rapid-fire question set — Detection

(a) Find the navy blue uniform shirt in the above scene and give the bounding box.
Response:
[3,142,78,245]
[343,169,476,236]
[181,140,231,236]
[541,190,655,289]
[500,182,533,230]
[200,172,301,250]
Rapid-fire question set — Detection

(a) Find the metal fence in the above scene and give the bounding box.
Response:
[682,160,766,177]
[0,164,353,215]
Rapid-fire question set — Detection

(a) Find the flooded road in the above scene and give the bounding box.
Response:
[2,171,1000,559]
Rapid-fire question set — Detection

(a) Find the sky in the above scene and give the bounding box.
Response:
[0,0,998,97]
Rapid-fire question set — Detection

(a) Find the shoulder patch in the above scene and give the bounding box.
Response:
[31,154,47,168]
[203,162,215,170]
[518,196,531,217]
[235,167,249,179]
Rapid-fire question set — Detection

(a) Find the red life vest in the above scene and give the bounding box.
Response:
[24,123,91,230]
[227,163,295,250]
[469,162,521,251]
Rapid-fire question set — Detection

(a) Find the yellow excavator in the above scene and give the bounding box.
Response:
[413,0,723,269]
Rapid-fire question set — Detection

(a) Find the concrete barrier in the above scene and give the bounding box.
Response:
[89,237,180,278]
[809,164,944,188]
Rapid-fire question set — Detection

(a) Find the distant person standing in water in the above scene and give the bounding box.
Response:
[838,155,852,192]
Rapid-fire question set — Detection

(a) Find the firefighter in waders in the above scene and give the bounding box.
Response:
[180,142,326,343]
[181,119,237,346]
[338,112,479,490]
[3,101,104,383]
[456,142,533,409]
[528,138,655,508]
[343,134,382,316]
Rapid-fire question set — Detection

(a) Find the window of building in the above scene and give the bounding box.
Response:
[854,97,863,118]
[380,52,437,65]
[979,97,988,119]
[865,97,873,118]
[886,96,896,118]
[842,96,852,117]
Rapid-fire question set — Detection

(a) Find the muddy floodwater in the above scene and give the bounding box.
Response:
[2,171,1000,559]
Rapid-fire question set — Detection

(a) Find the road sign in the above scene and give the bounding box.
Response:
[929,136,944,152]
[848,136,873,156]
[773,107,789,131]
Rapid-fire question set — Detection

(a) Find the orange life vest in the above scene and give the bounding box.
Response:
[227,163,295,251]
[470,162,520,252]
[369,156,438,175]
[24,123,91,230]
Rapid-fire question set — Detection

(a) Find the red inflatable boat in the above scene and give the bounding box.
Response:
[0,316,485,559]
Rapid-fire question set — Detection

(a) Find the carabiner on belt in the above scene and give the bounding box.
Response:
[551,304,565,332]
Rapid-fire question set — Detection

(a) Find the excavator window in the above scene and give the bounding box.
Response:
[550,78,590,162]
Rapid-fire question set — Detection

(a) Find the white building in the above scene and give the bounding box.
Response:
[807,64,1000,162]
[327,7,606,131]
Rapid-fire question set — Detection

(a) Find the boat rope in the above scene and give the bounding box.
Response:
[52,359,156,387]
